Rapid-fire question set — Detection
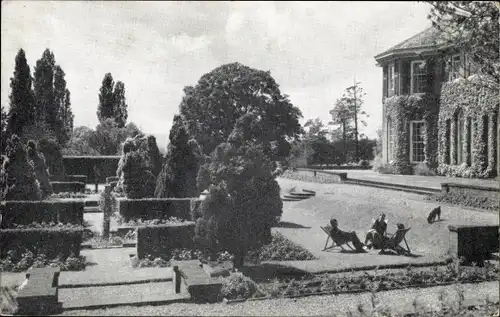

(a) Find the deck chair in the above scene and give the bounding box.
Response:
[321,225,356,252]
[381,226,412,255]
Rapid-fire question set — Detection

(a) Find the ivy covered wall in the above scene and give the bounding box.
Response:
[437,76,499,178]
[383,93,440,174]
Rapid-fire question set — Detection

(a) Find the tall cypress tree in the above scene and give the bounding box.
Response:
[53,65,66,142]
[113,81,128,128]
[58,88,74,145]
[97,73,115,123]
[34,49,56,127]
[7,49,36,137]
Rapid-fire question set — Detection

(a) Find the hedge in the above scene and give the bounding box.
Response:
[136,222,195,259]
[63,156,121,183]
[50,181,86,193]
[106,176,119,183]
[0,200,84,228]
[117,198,201,222]
[0,228,83,259]
[64,175,87,184]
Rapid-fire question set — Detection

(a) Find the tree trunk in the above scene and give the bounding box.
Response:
[342,120,347,164]
[353,87,359,163]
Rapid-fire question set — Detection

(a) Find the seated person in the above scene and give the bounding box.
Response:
[329,218,365,252]
[365,213,387,249]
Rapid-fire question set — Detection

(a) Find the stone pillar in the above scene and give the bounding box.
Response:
[463,118,471,166]
[173,265,181,294]
[102,185,111,239]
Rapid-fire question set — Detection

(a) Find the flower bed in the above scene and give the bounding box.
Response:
[247,232,316,261]
[426,191,499,211]
[0,250,87,272]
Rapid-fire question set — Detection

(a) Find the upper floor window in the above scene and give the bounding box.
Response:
[411,60,426,94]
[448,54,462,81]
[388,64,395,92]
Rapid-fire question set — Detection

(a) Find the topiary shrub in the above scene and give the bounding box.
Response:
[155,115,202,198]
[38,138,65,180]
[27,140,52,198]
[413,162,436,176]
[122,150,156,199]
[2,135,41,201]
[147,135,163,178]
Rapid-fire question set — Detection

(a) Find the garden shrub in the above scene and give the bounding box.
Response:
[248,232,316,261]
[2,135,41,201]
[136,222,195,259]
[0,200,84,228]
[63,155,120,183]
[64,175,87,184]
[38,138,65,180]
[429,191,499,211]
[122,151,156,199]
[219,272,260,300]
[27,140,52,198]
[0,250,86,272]
[50,181,85,193]
[413,162,437,176]
[0,227,83,260]
[155,115,202,198]
[117,198,196,222]
[147,135,163,178]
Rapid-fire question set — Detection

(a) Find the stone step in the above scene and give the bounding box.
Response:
[343,180,436,196]
[283,194,311,200]
[84,206,101,213]
[287,192,316,197]
[60,282,190,311]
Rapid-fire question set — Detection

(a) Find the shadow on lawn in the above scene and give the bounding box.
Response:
[239,263,313,282]
[275,221,311,229]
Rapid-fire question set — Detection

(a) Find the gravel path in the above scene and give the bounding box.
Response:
[57,281,498,316]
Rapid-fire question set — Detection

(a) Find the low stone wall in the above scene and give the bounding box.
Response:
[280,169,347,184]
[136,222,195,259]
[448,224,499,261]
[441,183,499,200]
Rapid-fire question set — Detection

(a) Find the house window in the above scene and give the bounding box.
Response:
[448,54,461,81]
[387,118,394,161]
[388,64,395,92]
[411,60,426,94]
[410,120,425,163]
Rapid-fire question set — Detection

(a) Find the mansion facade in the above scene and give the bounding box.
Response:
[374,27,499,178]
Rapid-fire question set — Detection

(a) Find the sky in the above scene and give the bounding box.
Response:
[1,1,432,150]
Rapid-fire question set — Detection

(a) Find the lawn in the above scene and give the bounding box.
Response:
[275,178,498,265]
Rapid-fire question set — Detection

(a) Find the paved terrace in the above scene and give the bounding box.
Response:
[325,169,499,190]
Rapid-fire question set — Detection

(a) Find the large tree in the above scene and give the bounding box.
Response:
[57,88,74,145]
[1,106,7,154]
[112,81,128,128]
[97,73,128,128]
[195,113,283,268]
[33,49,56,127]
[7,49,36,137]
[425,1,499,88]
[179,62,303,160]
[329,98,354,163]
[336,82,368,162]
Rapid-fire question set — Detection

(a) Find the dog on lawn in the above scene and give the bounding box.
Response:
[427,206,441,224]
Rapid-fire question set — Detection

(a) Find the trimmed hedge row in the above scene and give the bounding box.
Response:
[0,201,84,228]
[50,181,86,193]
[117,198,202,222]
[65,175,87,184]
[136,222,195,259]
[106,176,119,183]
[0,228,83,259]
[63,156,121,183]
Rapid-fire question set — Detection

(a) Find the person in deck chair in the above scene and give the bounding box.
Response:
[365,213,387,249]
[329,218,366,252]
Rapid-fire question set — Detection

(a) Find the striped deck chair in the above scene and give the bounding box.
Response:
[321,225,356,252]
[381,225,412,255]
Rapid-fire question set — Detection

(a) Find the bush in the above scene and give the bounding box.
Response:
[117,198,198,222]
[0,227,83,260]
[27,140,52,198]
[63,155,120,183]
[248,232,316,261]
[64,175,87,184]
[50,181,85,193]
[136,222,195,259]
[372,154,397,174]
[358,159,370,168]
[219,272,260,300]
[2,135,41,200]
[0,200,84,228]
[122,150,156,199]
[413,162,437,176]
[0,250,86,272]
[38,138,65,180]
[429,191,499,211]
[155,115,202,198]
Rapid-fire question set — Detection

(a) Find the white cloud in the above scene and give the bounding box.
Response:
[1,1,432,141]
